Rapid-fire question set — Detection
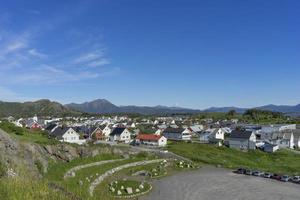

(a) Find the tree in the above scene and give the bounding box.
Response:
[227,110,236,117]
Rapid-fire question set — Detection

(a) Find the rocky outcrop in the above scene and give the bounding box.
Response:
[0,129,130,177]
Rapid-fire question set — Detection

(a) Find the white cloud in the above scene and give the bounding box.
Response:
[3,65,99,85]
[72,49,110,67]
[28,48,47,58]
[73,50,105,64]
[86,58,110,67]
[0,8,118,89]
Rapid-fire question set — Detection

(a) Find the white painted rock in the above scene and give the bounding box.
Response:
[139,184,144,189]
[121,185,124,190]
[126,187,133,194]
[117,190,122,195]
[136,188,140,193]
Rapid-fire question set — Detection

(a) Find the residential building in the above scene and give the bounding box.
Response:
[136,134,167,147]
[50,127,86,145]
[228,130,256,150]
[163,127,191,141]
[109,127,131,143]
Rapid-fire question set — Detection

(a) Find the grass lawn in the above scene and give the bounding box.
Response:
[0,176,66,200]
[46,152,157,200]
[46,153,121,182]
[61,158,147,200]
[168,142,300,175]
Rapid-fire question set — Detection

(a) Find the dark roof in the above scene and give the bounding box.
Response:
[45,124,57,132]
[163,127,185,134]
[50,127,71,138]
[110,127,126,136]
[229,130,253,139]
[99,125,106,130]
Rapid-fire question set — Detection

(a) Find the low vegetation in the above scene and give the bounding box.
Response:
[168,142,300,175]
[0,176,66,200]
[0,121,58,145]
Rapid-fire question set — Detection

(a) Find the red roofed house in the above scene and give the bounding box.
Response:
[136,134,167,147]
[30,122,42,130]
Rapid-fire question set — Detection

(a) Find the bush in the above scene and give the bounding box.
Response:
[0,161,6,178]
[0,121,25,135]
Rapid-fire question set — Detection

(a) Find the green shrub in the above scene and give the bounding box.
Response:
[0,161,6,178]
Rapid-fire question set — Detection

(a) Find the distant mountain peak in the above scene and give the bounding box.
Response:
[66,99,200,114]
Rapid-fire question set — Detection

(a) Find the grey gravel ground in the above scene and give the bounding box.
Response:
[141,166,300,200]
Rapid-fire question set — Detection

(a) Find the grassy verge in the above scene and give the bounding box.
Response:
[46,153,121,182]
[168,142,300,175]
[46,152,156,200]
[0,176,66,200]
[0,121,58,145]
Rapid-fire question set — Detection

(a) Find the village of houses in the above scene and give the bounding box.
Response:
[5,114,300,153]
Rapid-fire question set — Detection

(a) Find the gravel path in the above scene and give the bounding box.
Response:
[141,166,300,200]
[64,159,125,179]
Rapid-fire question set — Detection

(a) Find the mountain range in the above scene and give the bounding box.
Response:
[66,99,300,115]
[0,99,299,117]
[65,99,201,115]
[204,104,300,115]
[0,99,79,118]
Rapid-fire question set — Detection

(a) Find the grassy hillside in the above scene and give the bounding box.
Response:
[168,142,300,175]
[0,121,58,145]
[0,99,80,118]
[0,176,66,200]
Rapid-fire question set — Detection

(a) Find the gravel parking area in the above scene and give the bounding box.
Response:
[141,166,300,200]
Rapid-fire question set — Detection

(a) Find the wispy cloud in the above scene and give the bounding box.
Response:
[72,49,111,67]
[0,4,119,90]
[2,65,99,85]
[28,48,47,58]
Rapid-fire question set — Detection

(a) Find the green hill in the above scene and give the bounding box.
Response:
[0,99,80,118]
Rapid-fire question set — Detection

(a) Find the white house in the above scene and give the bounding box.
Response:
[102,125,113,140]
[199,129,214,142]
[189,125,204,133]
[155,129,164,135]
[209,128,226,140]
[163,127,191,141]
[264,142,279,153]
[50,127,86,145]
[136,134,167,147]
[271,131,294,149]
[109,127,131,143]
[228,130,256,150]
[292,130,300,148]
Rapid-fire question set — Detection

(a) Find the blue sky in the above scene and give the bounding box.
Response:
[0,0,299,109]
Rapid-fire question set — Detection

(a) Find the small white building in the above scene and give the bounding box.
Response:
[155,129,164,135]
[102,125,113,139]
[50,127,86,145]
[136,134,167,147]
[209,128,226,140]
[109,127,131,143]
